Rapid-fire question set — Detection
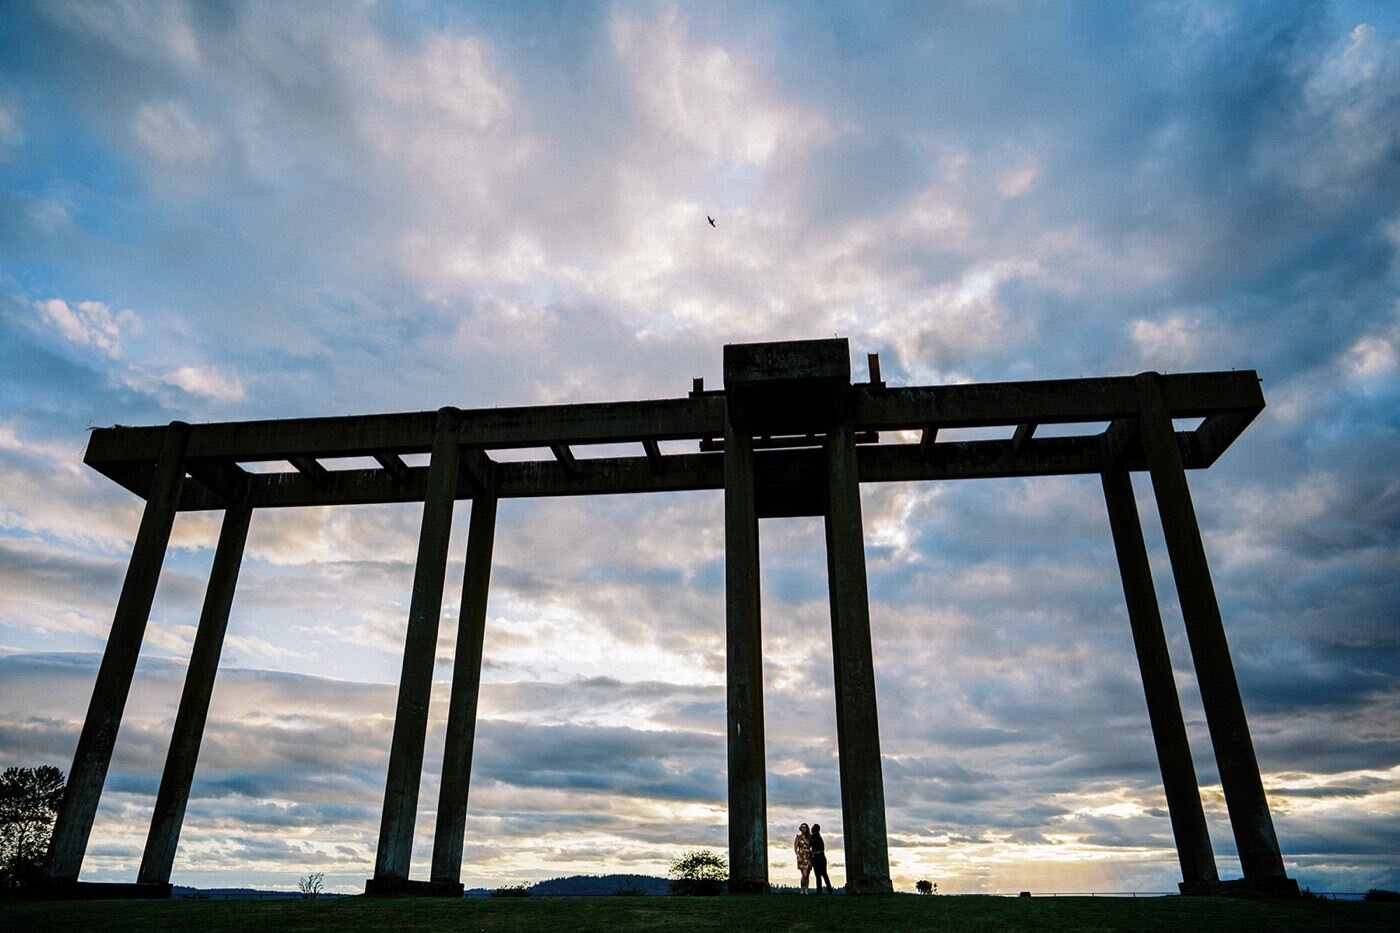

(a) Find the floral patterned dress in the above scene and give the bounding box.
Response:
[795,829,813,872]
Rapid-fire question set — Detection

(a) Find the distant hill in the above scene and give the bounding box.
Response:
[173,885,336,900]
[465,874,672,897]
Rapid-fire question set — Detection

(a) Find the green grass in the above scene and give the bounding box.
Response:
[3,893,1395,932]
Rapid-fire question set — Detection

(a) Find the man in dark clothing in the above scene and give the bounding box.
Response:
[810,823,833,893]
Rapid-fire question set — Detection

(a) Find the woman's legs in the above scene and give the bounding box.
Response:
[800,867,811,893]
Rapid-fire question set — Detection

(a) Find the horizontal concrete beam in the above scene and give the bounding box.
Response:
[850,371,1262,431]
[84,370,1260,509]
[130,431,1212,512]
[85,397,728,466]
[84,372,1260,472]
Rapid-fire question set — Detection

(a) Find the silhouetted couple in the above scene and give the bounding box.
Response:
[794,822,833,894]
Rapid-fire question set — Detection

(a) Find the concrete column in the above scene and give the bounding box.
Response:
[46,422,190,883]
[823,425,892,894]
[138,503,252,885]
[430,494,497,885]
[725,412,768,893]
[1136,374,1292,890]
[1100,466,1218,890]
[372,409,461,884]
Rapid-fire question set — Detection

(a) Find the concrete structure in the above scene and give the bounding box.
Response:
[45,338,1297,897]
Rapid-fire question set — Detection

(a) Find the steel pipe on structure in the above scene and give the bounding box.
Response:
[823,425,893,894]
[370,410,463,891]
[1135,374,1295,894]
[138,503,253,885]
[45,422,191,886]
[1100,466,1218,891]
[431,494,498,887]
[725,412,768,893]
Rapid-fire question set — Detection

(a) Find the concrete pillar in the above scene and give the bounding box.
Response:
[1136,374,1293,891]
[430,494,497,885]
[371,410,461,885]
[1100,466,1219,890]
[137,503,252,885]
[46,422,191,883]
[823,425,893,894]
[725,411,768,893]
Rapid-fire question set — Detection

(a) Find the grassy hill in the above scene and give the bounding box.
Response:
[3,893,1397,932]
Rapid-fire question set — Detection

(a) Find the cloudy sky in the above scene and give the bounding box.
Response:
[1,0,1397,896]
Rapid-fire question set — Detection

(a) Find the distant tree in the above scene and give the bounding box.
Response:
[668,849,727,896]
[916,879,933,895]
[491,883,531,897]
[612,880,646,896]
[0,765,65,891]
[296,871,324,898]
[1365,889,1400,902]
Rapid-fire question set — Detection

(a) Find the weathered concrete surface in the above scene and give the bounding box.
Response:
[725,412,768,894]
[824,426,892,895]
[1137,374,1295,893]
[372,410,462,886]
[56,342,1287,898]
[138,504,253,884]
[1101,466,1218,889]
[46,423,190,883]
[431,495,498,885]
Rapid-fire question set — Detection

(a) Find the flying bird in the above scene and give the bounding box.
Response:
[707,215,716,227]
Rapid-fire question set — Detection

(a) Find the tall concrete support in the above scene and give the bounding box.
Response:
[46,422,191,883]
[725,414,768,893]
[1100,466,1218,890]
[431,494,498,886]
[370,410,462,888]
[1135,374,1293,892]
[823,425,893,894]
[138,503,253,885]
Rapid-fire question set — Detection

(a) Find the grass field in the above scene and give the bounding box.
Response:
[3,894,1396,932]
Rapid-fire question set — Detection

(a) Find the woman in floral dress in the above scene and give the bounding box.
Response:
[794,822,813,893]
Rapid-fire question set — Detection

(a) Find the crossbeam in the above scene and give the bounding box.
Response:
[84,370,1263,510]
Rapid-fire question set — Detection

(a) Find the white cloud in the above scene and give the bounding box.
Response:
[36,298,140,357]
[1129,311,1209,369]
[610,3,830,167]
[131,99,217,165]
[163,365,246,402]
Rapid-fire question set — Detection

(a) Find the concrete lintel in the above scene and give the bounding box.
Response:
[374,452,411,484]
[1192,411,1259,467]
[185,458,250,505]
[287,456,329,486]
[459,448,495,495]
[145,433,1229,511]
[86,397,727,466]
[84,372,1259,481]
[1011,421,1038,453]
[919,426,938,460]
[1101,418,1140,466]
[851,370,1262,433]
[550,443,578,474]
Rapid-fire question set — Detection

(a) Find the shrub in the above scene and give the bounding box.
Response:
[1364,889,1400,902]
[668,849,727,896]
[296,871,324,898]
[612,881,646,896]
[491,883,531,897]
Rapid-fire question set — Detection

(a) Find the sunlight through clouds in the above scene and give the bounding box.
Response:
[0,0,1397,897]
